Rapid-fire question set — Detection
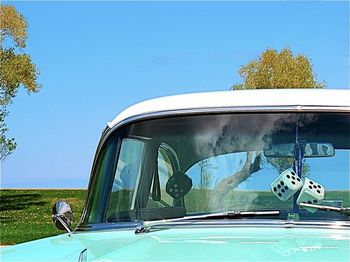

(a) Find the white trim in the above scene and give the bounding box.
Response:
[108,89,350,128]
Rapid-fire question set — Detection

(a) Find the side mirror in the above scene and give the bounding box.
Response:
[52,201,73,233]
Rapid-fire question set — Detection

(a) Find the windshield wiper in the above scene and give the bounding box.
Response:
[172,210,280,220]
[135,210,280,234]
[299,203,350,215]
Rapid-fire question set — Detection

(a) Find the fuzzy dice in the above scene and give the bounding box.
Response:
[271,168,303,201]
[296,178,324,213]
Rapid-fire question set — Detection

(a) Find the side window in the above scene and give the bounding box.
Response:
[107,138,146,218]
[147,143,180,207]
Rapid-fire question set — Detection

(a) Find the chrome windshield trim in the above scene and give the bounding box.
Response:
[78,105,350,226]
[75,219,350,232]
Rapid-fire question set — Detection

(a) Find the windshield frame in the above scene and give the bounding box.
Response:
[77,105,350,231]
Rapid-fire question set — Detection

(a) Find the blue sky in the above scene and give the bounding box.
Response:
[1,1,349,188]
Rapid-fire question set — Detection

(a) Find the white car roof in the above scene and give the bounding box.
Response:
[108,89,350,128]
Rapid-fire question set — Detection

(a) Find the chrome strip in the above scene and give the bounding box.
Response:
[78,248,87,262]
[148,220,350,230]
[75,219,350,233]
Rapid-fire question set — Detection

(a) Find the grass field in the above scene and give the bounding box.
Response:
[0,189,87,245]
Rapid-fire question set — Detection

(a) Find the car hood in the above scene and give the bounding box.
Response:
[1,226,349,261]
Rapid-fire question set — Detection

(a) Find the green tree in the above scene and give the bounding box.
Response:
[225,48,325,190]
[0,4,40,160]
[232,48,325,90]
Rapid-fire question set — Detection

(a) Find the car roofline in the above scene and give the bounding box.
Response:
[107,89,350,128]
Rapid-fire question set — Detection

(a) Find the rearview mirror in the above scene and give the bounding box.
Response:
[264,143,335,158]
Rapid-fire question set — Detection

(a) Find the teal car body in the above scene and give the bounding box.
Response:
[2,226,350,261]
[1,90,350,261]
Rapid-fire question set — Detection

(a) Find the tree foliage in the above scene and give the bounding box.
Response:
[232,48,326,90]
[0,4,40,160]
[0,109,16,159]
[0,5,27,48]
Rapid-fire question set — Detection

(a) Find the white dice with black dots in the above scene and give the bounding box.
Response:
[270,168,303,201]
[296,178,324,213]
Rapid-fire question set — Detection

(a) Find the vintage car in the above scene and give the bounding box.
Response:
[1,89,350,261]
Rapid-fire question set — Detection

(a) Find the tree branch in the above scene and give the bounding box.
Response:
[215,152,262,200]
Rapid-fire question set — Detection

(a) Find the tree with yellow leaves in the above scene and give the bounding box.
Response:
[232,48,325,90]
[0,4,40,160]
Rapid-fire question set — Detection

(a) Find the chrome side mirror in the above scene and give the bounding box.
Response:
[52,201,73,233]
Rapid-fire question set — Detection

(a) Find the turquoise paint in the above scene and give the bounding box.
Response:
[1,227,349,261]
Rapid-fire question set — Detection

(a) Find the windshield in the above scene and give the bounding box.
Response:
[85,112,349,224]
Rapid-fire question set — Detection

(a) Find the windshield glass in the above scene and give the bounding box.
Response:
[86,112,349,224]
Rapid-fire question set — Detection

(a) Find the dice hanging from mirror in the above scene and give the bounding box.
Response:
[271,168,303,201]
[297,178,325,213]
